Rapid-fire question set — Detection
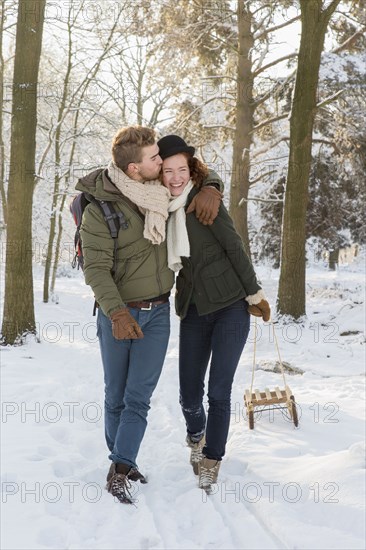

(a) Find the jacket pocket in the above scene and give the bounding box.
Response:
[200,258,242,303]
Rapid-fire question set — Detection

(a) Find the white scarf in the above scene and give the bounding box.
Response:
[107,160,171,245]
[167,181,194,272]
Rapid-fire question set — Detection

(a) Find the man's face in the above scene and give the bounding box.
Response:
[135,144,162,181]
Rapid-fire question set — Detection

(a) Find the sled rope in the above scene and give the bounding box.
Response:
[249,317,257,397]
[250,316,287,397]
[271,319,287,388]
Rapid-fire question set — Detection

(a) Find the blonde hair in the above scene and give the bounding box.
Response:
[112,126,156,171]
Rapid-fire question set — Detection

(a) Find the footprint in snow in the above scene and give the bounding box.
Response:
[52,460,75,478]
[47,426,72,444]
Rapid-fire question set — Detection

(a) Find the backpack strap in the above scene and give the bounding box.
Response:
[98,200,128,278]
[85,193,128,275]
[79,192,129,316]
[96,199,129,237]
[71,193,91,270]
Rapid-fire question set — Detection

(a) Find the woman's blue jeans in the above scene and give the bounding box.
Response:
[179,299,250,461]
[97,303,170,469]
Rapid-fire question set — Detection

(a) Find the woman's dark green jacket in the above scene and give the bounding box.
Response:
[175,187,261,320]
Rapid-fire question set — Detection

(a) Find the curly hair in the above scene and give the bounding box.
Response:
[186,155,209,189]
[112,126,156,171]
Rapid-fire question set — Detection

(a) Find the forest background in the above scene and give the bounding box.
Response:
[0,0,365,344]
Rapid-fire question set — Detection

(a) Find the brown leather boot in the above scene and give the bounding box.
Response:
[198,457,221,492]
[186,435,206,475]
[106,463,134,504]
[106,463,147,484]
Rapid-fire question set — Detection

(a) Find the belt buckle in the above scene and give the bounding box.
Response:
[140,302,153,311]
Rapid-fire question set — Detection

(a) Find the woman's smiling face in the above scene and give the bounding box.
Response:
[162,154,190,196]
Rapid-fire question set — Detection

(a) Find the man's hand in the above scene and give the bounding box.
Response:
[186,187,223,226]
[247,300,271,322]
[110,308,144,339]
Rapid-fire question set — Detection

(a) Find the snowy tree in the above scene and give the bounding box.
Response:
[1,0,46,344]
[0,0,17,227]
[39,1,127,303]
[254,2,365,272]
[277,0,342,320]
[146,0,300,254]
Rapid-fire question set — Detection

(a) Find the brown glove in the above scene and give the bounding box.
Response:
[247,300,271,322]
[110,308,144,340]
[186,186,223,226]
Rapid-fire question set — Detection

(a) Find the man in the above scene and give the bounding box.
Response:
[76,126,223,504]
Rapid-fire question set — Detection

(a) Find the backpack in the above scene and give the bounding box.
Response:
[70,192,128,312]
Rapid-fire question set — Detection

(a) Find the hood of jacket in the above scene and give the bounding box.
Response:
[75,168,123,201]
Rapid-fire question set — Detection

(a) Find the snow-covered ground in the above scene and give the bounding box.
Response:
[1,254,365,550]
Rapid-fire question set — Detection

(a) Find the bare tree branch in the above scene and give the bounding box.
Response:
[312,138,341,153]
[255,15,301,41]
[253,136,290,158]
[253,52,298,77]
[317,89,344,108]
[202,124,236,131]
[335,10,361,26]
[251,4,272,17]
[332,29,365,54]
[253,69,297,108]
[251,112,289,133]
[249,170,278,185]
[323,0,341,18]
[176,96,234,129]
[252,90,344,134]
[239,196,283,205]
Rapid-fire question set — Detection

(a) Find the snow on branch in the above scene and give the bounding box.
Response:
[238,197,283,206]
[316,89,344,108]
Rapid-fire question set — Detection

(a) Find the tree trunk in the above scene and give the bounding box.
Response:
[50,102,81,295]
[43,9,73,303]
[229,3,254,256]
[50,207,63,295]
[1,0,46,344]
[277,0,340,319]
[43,192,58,303]
[328,248,339,270]
[0,0,7,225]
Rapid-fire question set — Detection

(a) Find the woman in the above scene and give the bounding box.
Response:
[157,135,271,492]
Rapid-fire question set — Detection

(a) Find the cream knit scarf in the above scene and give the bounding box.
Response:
[167,180,194,272]
[107,160,171,245]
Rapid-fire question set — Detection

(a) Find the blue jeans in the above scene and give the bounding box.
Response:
[97,303,170,468]
[179,300,250,461]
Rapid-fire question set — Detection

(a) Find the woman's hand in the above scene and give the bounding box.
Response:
[247,300,271,322]
[246,290,271,322]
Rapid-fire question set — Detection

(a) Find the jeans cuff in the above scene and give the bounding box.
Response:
[187,429,205,443]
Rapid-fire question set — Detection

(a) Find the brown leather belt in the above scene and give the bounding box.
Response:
[126,294,170,311]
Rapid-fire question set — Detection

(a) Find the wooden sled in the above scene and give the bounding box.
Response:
[244,384,298,429]
[244,318,299,430]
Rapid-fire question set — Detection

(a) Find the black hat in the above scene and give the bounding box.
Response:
[157,135,195,160]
